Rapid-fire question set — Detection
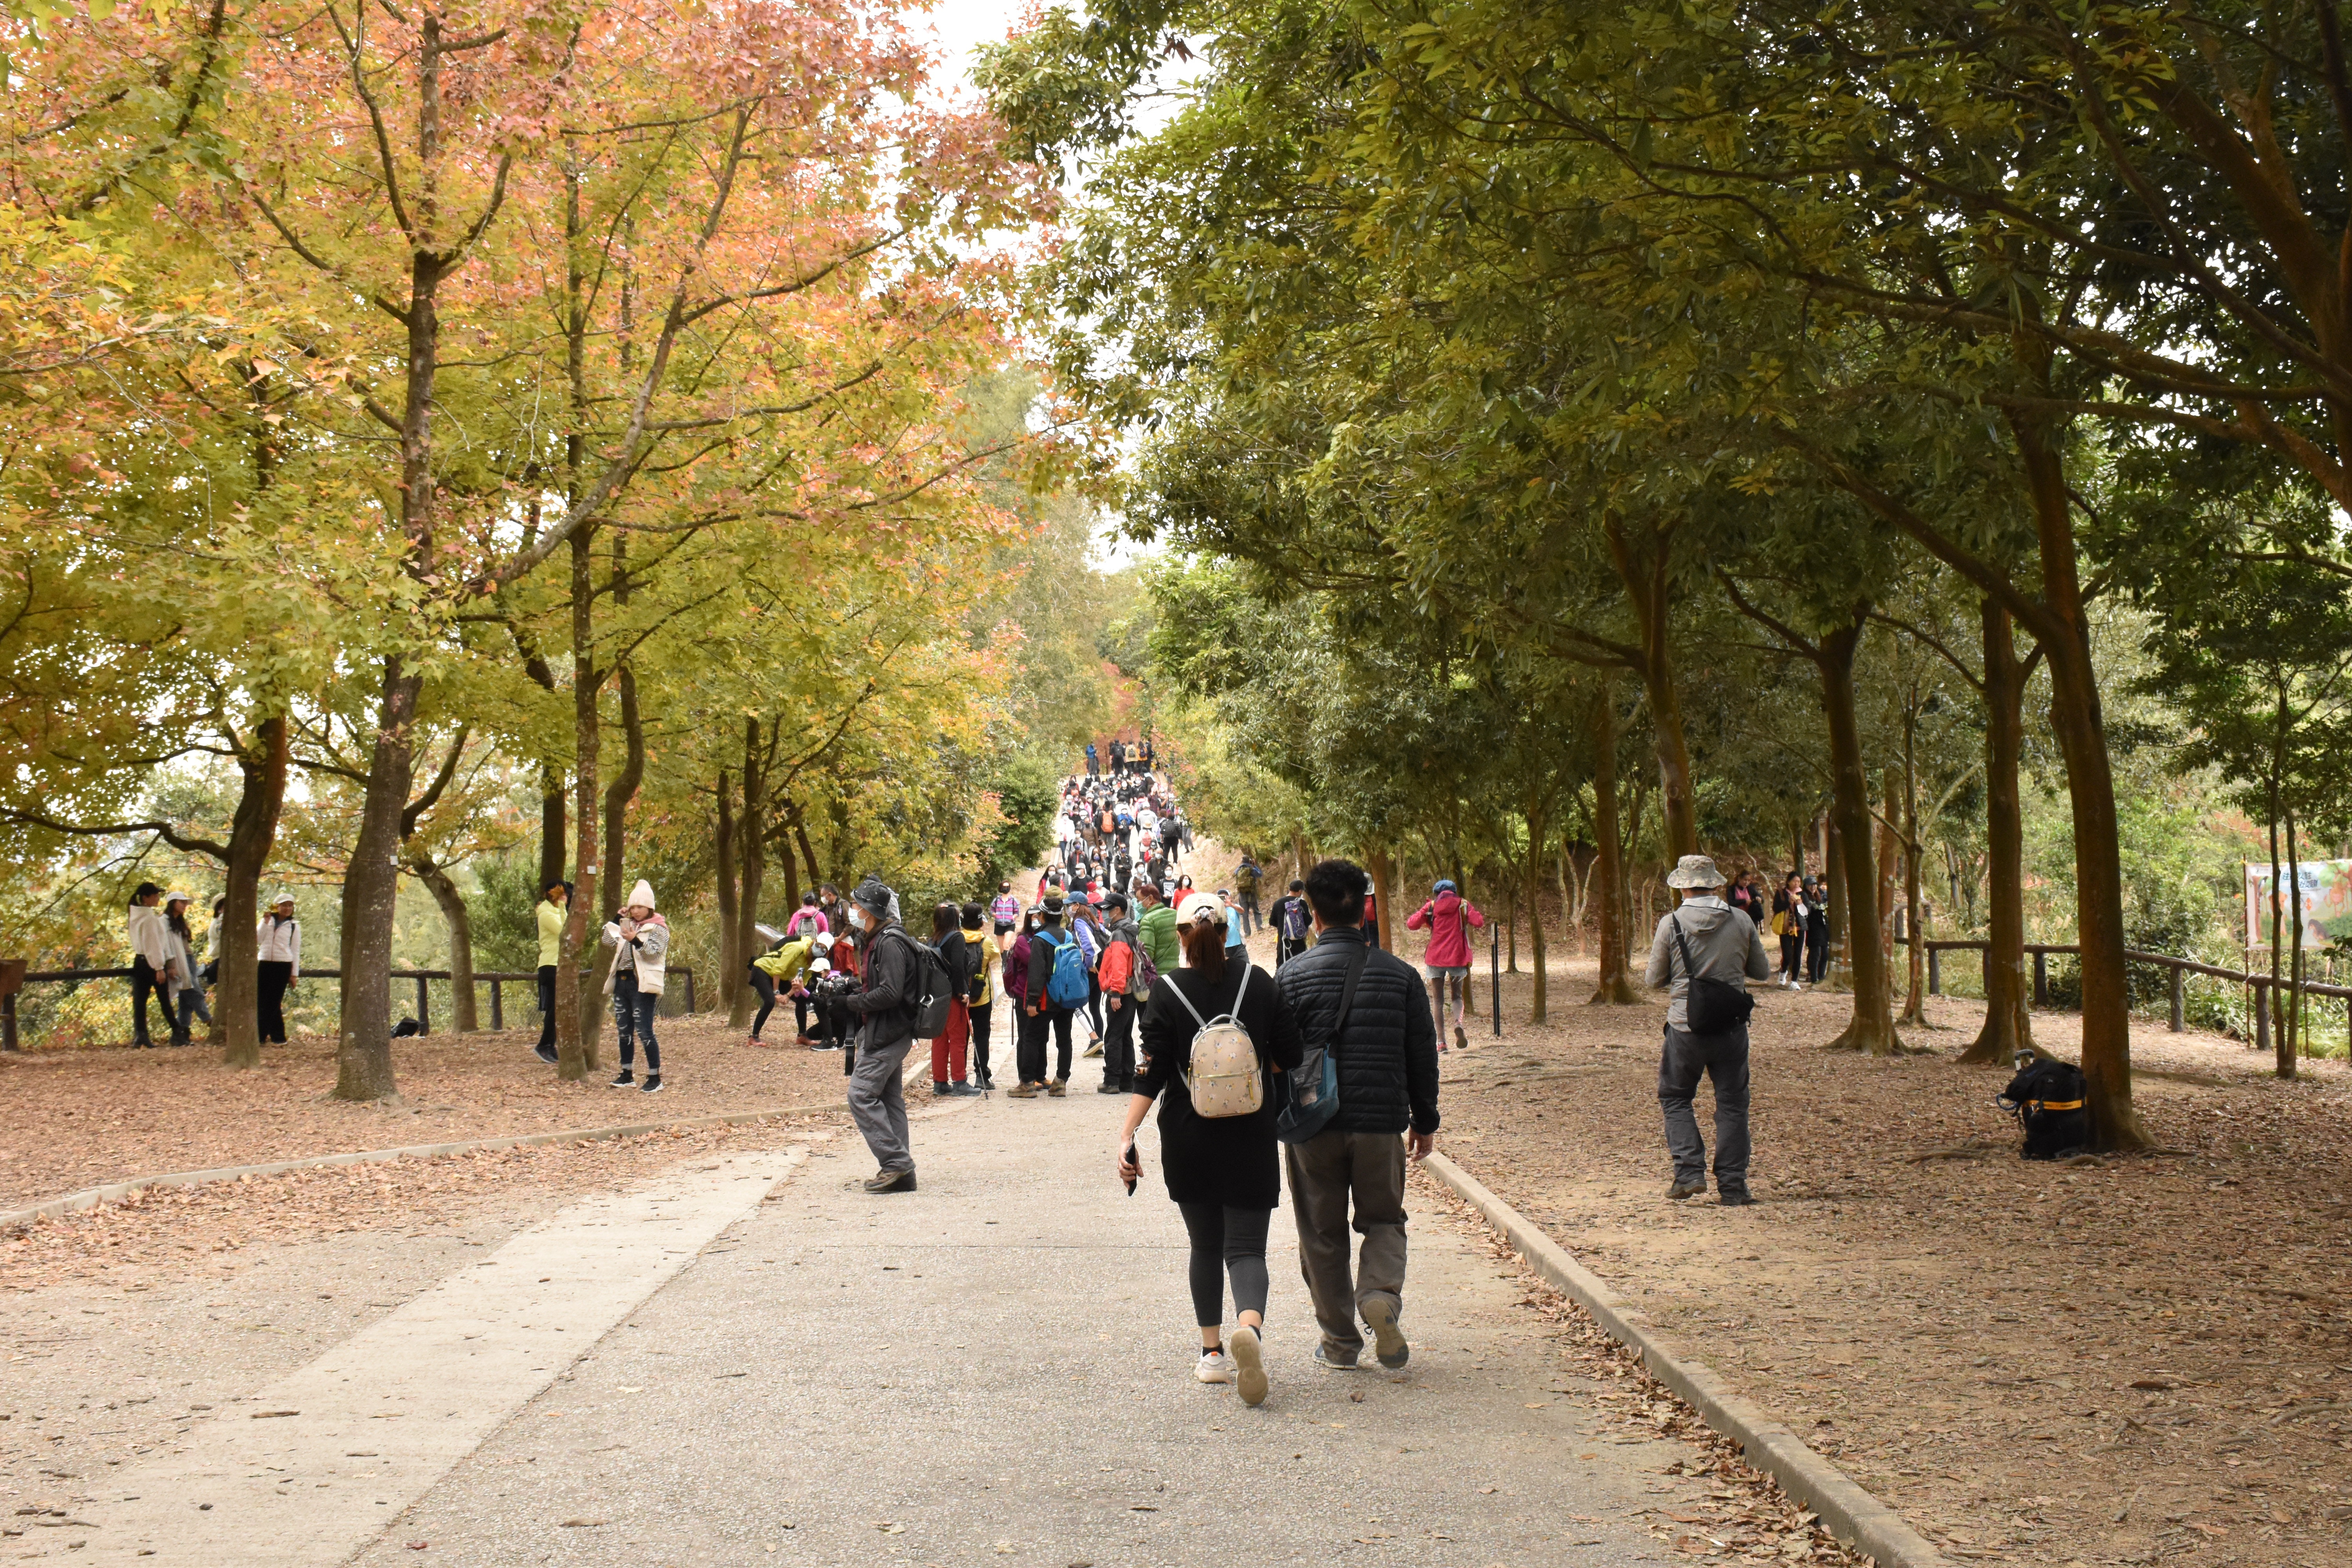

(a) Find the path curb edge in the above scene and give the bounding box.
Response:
[1,1099,849,1233]
[1423,1152,1952,1568]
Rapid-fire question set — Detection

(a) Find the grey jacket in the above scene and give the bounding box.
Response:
[1644,897,1772,1030]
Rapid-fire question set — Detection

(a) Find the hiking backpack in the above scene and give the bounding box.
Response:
[1279,898,1310,942]
[1163,963,1262,1119]
[1997,1055,2091,1160]
[1042,929,1092,1009]
[883,929,956,1040]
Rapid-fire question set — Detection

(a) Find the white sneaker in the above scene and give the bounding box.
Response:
[1196,1349,1235,1385]
[1230,1325,1268,1406]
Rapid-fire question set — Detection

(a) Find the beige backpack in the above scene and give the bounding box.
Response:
[1165,963,1261,1118]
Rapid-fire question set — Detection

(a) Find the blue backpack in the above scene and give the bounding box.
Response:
[1043,929,1091,1009]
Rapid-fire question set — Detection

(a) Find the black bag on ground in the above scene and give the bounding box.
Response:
[1996,1056,2090,1160]
[1670,914,1755,1036]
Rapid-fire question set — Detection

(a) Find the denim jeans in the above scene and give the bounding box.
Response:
[612,974,660,1072]
[1658,1022,1751,1194]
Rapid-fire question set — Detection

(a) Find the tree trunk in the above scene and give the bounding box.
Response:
[728,720,768,1029]
[2285,804,2303,1080]
[715,768,739,993]
[2009,398,2144,1149]
[217,715,289,1068]
[332,658,422,1101]
[1823,818,1850,993]
[1818,618,1902,1054]
[1524,804,1550,1024]
[1878,763,1902,972]
[1900,702,1927,1027]
[796,816,826,898]
[412,855,478,1033]
[1366,845,1395,951]
[538,764,566,895]
[601,663,645,932]
[556,526,602,1083]
[1589,678,1641,1004]
[1961,599,2034,1063]
[1604,514,1699,858]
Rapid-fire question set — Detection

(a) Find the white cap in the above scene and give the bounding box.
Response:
[1175,891,1225,929]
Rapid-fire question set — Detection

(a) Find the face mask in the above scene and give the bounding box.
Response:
[848,906,868,931]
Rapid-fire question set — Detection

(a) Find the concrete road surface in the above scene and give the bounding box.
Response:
[45,1085,1700,1567]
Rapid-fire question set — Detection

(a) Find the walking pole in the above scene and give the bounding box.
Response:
[1490,936,1501,1038]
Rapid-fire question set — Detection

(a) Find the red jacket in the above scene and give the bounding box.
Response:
[1406,890,1486,968]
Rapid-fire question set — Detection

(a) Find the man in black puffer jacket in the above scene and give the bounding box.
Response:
[1275,858,1440,1372]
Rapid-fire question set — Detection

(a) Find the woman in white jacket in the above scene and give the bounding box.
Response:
[256,894,301,1044]
[603,879,669,1093]
[125,882,169,1049]
[161,891,210,1045]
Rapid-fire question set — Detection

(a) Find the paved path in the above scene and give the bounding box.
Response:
[31,1089,1702,1567]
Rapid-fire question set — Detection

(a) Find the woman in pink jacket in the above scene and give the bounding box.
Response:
[1405,880,1486,1050]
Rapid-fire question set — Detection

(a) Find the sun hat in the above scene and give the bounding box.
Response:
[1175,891,1226,928]
[852,878,894,916]
[1664,854,1727,890]
[164,889,194,905]
[270,891,296,907]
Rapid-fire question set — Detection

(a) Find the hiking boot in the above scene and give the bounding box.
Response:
[1453,1024,1468,1051]
[1361,1292,1410,1369]
[932,1080,955,1096]
[863,1168,916,1194]
[1047,1079,1067,1097]
[1007,1082,1040,1099]
[1313,1343,1362,1372]
[639,1073,663,1093]
[1096,1082,1125,1094]
[609,1069,635,1088]
[534,1043,559,1065]
[1195,1348,1235,1385]
[946,1081,982,1097]
[1718,1190,1757,1207]
[976,1071,995,1091]
[1230,1325,1269,1406]
[1666,1178,1706,1201]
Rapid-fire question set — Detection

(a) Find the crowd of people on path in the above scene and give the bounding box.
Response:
[122,882,302,1049]
[126,728,1786,1417]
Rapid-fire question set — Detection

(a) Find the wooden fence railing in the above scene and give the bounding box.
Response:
[1902,936,2334,1052]
[0,965,696,1051]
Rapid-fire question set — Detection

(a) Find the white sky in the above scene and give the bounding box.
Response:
[911,0,1176,571]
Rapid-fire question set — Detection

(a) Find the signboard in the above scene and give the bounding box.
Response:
[2245,859,2352,951]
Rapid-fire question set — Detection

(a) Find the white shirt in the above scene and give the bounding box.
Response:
[256,915,302,975]
[127,905,171,970]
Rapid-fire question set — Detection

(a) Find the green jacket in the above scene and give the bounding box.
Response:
[1137,903,1180,976]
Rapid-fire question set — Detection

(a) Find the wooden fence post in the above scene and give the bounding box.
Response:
[2033,949,2049,1007]
[490,979,503,1031]
[2169,966,2184,1032]
[415,974,430,1033]
[1927,946,1940,996]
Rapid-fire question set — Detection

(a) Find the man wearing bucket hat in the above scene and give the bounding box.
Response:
[1645,854,1774,1206]
[839,877,921,1191]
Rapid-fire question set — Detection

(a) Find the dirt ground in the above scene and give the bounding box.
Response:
[1432,943,2352,1568]
[0,1013,876,1210]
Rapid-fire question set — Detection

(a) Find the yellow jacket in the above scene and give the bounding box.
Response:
[752,937,817,989]
[537,899,565,967]
[964,928,1001,1005]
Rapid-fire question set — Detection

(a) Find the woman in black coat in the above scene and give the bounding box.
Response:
[1114,891,1303,1408]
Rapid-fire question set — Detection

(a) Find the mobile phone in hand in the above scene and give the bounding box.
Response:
[1122,1142,1139,1196]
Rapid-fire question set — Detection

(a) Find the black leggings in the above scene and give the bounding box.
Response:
[1177,1203,1271,1328]
[537,964,558,1052]
[748,969,779,1038]
[969,1002,993,1080]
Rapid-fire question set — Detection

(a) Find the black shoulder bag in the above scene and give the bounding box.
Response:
[1671,913,1755,1036]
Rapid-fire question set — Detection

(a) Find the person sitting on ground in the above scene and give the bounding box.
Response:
[1114,891,1303,1408]
[1645,854,1773,1207]
[1405,879,1487,1052]
[1275,858,1440,1373]
[602,880,670,1093]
